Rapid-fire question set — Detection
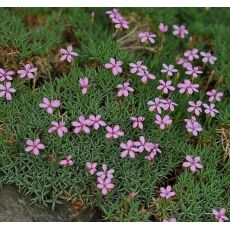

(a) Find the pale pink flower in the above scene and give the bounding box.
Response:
[129,61,147,74]
[134,136,154,153]
[161,64,178,76]
[17,64,37,79]
[160,186,175,199]
[184,48,199,61]
[157,80,175,94]
[129,192,138,198]
[72,116,91,134]
[0,82,16,100]
[96,164,114,180]
[161,99,177,112]
[112,15,129,29]
[48,121,68,138]
[147,98,165,114]
[163,218,177,222]
[138,32,156,44]
[79,77,89,94]
[155,114,172,130]
[206,89,223,102]
[159,23,168,33]
[172,24,188,38]
[106,8,120,19]
[130,116,145,129]
[184,116,202,136]
[0,68,14,81]
[60,155,73,166]
[187,101,203,116]
[25,139,45,156]
[185,66,203,78]
[177,57,192,69]
[106,125,124,139]
[120,140,139,158]
[203,103,219,117]
[183,155,203,172]
[178,79,199,95]
[60,45,78,62]
[145,151,157,161]
[137,70,156,83]
[86,162,97,175]
[151,143,161,154]
[117,82,134,97]
[39,97,60,114]
[88,115,106,130]
[200,51,217,64]
[105,58,123,75]
[212,208,229,222]
[97,177,115,195]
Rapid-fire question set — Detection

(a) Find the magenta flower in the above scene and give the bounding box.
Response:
[130,116,145,129]
[96,164,114,180]
[185,66,203,78]
[157,80,175,94]
[163,218,176,222]
[129,61,147,74]
[60,45,78,62]
[0,68,14,81]
[137,70,156,83]
[160,186,175,199]
[0,82,16,101]
[79,77,89,94]
[120,140,139,158]
[145,151,157,161]
[184,48,199,61]
[60,155,73,167]
[138,32,156,44]
[17,64,37,79]
[212,208,229,222]
[25,139,45,156]
[48,121,68,138]
[39,97,60,114]
[159,22,168,33]
[184,116,202,136]
[105,58,123,76]
[172,24,188,38]
[200,51,217,64]
[177,57,192,69]
[106,125,124,139]
[178,79,199,95]
[183,155,203,172]
[72,116,91,134]
[88,115,106,130]
[117,82,134,97]
[134,136,154,153]
[187,101,203,116]
[203,103,219,117]
[97,177,115,195]
[86,162,97,175]
[155,114,172,130]
[206,89,223,102]
[161,99,177,112]
[161,64,178,76]
[106,8,120,19]
[112,15,129,29]
[147,98,165,114]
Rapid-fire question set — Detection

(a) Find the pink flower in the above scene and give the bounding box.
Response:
[206,89,223,102]
[185,66,203,78]
[157,80,175,94]
[129,192,138,198]
[60,45,78,62]
[145,151,157,161]
[203,103,219,117]
[0,82,16,100]
[79,77,89,94]
[39,97,60,114]
[105,58,123,76]
[138,32,156,44]
[0,68,14,81]
[96,164,114,180]
[159,23,168,33]
[97,177,115,195]
[86,162,97,175]
[172,24,188,38]
[161,99,177,112]
[25,139,45,156]
[184,116,202,136]
[129,61,147,74]
[161,64,178,76]
[187,101,203,116]
[134,136,154,153]
[106,125,124,139]
[48,121,68,138]
[184,48,199,61]
[88,115,106,130]
[137,70,156,83]
[60,155,73,166]
[212,208,229,222]
[106,8,120,19]
[130,116,145,129]
[183,155,203,172]
[112,15,129,29]
[72,116,91,134]
[178,79,199,95]
[120,140,139,158]
[147,98,165,114]
[177,57,192,69]
[160,186,175,199]
[163,218,176,222]
[200,51,217,64]
[117,82,134,97]
[155,114,172,130]
[17,64,37,79]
